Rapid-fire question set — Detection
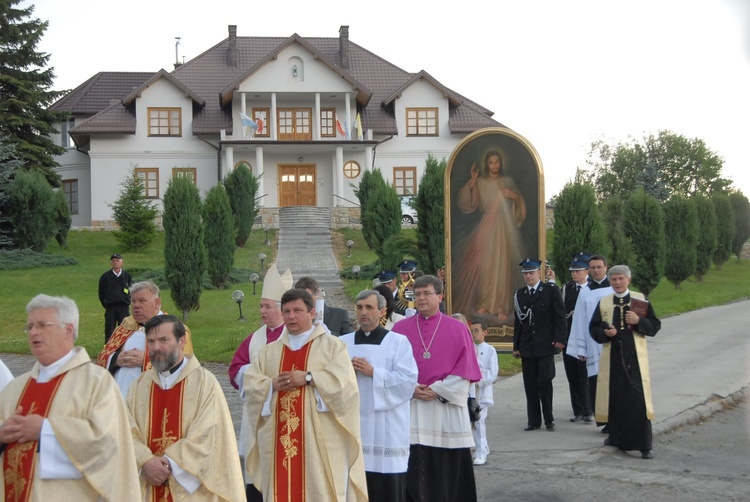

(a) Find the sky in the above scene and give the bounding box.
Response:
[23,0,750,199]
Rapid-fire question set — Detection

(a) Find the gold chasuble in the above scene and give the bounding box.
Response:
[0,348,140,502]
[3,374,65,502]
[127,355,245,502]
[245,324,368,502]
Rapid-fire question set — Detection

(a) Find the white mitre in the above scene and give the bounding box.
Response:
[262,263,293,301]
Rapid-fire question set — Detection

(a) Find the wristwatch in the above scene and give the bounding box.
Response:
[305,372,312,385]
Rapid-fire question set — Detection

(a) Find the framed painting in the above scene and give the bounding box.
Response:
[445,127,546,351]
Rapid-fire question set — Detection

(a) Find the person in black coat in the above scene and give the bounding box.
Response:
[295,276,354,336]
[513,258,567,431]
[98,253,132,342]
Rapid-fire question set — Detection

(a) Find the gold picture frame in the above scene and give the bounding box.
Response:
[445,127,546,351]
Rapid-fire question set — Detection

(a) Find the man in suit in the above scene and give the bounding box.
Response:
[513,258,567,431]
[295,277,354,336]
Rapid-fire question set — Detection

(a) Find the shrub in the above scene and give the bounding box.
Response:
[7,169,56,251]
[711,193,735,270]
[203,185,235,288]
[663,195,698,289]
[223,164,259,247]
[110,168,158,251]
[693,195,717,281]
[624,188,665,297]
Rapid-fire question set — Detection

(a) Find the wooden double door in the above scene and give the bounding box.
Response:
[279,165,316,207]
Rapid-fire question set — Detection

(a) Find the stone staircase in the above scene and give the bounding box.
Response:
[275,207,350,310]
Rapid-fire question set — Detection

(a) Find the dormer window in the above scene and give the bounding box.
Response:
[148,107,182,137]
[406,108,438,136]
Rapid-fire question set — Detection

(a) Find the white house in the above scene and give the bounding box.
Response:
[49,26,502,228]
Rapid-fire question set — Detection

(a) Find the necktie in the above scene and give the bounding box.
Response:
[576,285,581,293]
[529,288,535,295]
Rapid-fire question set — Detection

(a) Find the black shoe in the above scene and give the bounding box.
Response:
[641,450,654,459]
[600,425,609,434]
[524,425,541,431]
[545,423,555,431]
[569,416,583,423]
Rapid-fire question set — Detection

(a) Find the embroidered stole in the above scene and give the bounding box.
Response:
[97,323,152,371]
[3,374,66,502]
[273,343,312,502]
[595,292,654,422]
[147,380,185,502]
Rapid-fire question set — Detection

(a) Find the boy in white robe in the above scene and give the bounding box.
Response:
[469,319,498,465]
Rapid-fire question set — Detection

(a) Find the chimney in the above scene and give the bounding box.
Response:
[227,25,238,67]
[339,25,349,70]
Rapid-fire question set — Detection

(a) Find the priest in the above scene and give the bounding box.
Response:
[392,275,481,502]
[127,314,245,500]
[244,288,368,501]
[341,290,418,502]
[97,280,194,398]
[589,265,661,459]
[228,263,293,501]
[0,294,139,501]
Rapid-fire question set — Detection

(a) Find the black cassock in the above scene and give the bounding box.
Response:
[590,293,661,451]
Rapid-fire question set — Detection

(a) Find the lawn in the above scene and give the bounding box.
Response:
[0,229,277,364]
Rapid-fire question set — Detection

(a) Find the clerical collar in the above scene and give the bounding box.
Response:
[355,325,388,345]
[159,357,185,377]
[419,311,441,321]
[38,348,77,383]
[614,289,630,298]
[288,325,315,351]
[137,311,164,329]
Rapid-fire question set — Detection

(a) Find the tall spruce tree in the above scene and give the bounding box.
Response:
[361,170,401,269]
[6,168,55,251]
[600,194,636,267]
[223,164,258,247]
[663,195,698,289]
[109,168,158,252]
[711,193,735,270]
[551,181,608,283]
[163,176,205,321]
[357,168,387,251]
[624,188,665,297]
[203,185,235,289]
[693,195,717,281]
[0,1,68,186]
[0,138,23,248]
[729,191,750,262]
[414,155,446,274]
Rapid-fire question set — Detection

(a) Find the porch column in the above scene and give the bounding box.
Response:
[344,93,351,140]
[256,147,265,206]
[336,146,344,206]
[226,146,234,176]
[314,92,321,140]
[271,93,277,140]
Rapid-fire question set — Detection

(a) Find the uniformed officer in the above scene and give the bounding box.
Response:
[512,258,567,431]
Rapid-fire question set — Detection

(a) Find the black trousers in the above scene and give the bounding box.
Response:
[521,355,556,427]
[564,353,591,416]
[104,305,130,342]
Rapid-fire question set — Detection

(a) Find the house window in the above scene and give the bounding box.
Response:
[148,107,182,136]
[393,167,417,196]
[405,108,438,136]
[60,118,75,148]
[234,160,252,173]
[277,108,312,140]
[252,108,269,137]
[172,167,197,185]
[343,161,361,179]
[320,108,336,137]
[135,168,159,199]
[62,179,78,214]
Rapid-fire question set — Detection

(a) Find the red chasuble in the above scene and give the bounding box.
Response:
[273,343,312,502]
[147,380,185,502]
[3,374,66,502]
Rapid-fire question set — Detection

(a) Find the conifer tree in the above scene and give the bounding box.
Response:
[223,164,258,247]
[203,185,235,289]
[0,1,68,185]
[0,138,23,249]
[600,194,635,268]
[360,169,401,269]
[663,195,698,289]
[53,188,71,248]
[551,181,608,283]
[711,193,735,270]
[109,168,158,252]
[729,191,750,262]
[163,176,205,321]
[693,195,717,281]
[357,168,387,251]
[6,168,55,251]
[414,155,445,275]
[624,188,665,297]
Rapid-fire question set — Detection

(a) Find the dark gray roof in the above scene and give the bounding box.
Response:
[55,31,501,137]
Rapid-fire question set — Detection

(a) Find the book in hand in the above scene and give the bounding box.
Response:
[628,297,649,330]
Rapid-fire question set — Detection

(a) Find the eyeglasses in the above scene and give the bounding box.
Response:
[24,321,65,333]
[413,291,438,298]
